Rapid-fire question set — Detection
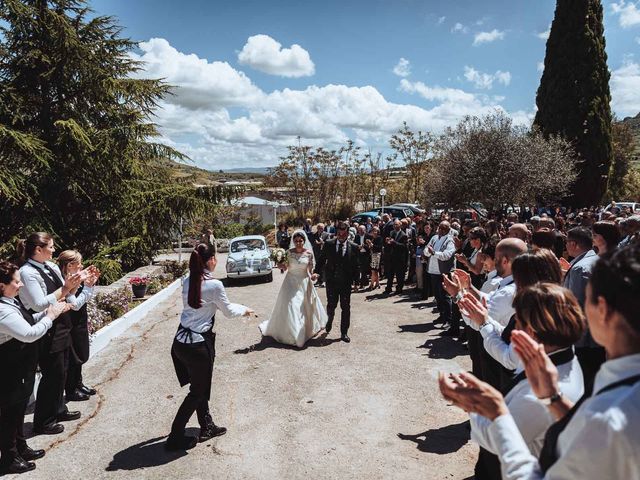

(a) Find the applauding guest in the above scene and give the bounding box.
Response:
[57,251,100,402]
[0,261,68,474]
[17,233,84,435]
[167,243,254,451]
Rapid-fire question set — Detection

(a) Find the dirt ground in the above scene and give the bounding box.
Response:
[15,254,476,479]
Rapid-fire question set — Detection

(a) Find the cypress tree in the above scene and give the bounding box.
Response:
[534,0,613,206]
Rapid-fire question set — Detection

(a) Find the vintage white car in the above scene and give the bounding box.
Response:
[226,235,273,282]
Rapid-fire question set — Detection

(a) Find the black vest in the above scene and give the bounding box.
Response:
[32,264,72,353]
[69,283,90,364]
[538,372,640,473]
[0,299,40,406]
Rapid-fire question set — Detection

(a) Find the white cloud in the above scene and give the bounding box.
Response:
[451,22,469,34]
[611,1,640,28]
[463,66,511,89]
[131,38,533,169]
[473,29,506,46]
[393,57,412,77]
[537,62,545,72]
[237,34,315,77]
[536,28,550,40]
[130,38,263,109]
[611,58,640,117]
[438,16,446,25]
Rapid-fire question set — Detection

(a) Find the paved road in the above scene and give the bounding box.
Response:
[17,259,475,479]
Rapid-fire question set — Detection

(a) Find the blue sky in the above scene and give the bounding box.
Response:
[92,0,640,170]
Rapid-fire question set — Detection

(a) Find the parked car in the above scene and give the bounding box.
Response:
[388,203,425,215]
[600,202,640,219]
[226,235,273,282]
[373,206,413,219]
[351,211,380,224]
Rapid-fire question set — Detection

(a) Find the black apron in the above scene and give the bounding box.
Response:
[171,317,216,392]
[539,372,640,473]
[0,299,40,407]
[69,284,90,364]
[32,264,72,353]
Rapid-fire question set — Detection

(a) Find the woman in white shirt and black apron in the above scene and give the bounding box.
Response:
[0,261,68,474]
[166,243,254,451]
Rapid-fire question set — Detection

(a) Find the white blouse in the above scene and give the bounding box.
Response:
[0,297,52,345]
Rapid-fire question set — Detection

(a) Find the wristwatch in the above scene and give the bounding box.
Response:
[538,390,563,405]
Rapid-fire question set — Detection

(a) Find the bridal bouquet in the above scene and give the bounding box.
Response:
[270,248,288,271]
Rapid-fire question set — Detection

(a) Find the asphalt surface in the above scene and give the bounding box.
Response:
[15,254,475,479]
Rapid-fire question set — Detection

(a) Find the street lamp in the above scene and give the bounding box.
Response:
[380,188,387,215]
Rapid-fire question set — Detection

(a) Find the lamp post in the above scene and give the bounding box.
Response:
[380,188,387,215]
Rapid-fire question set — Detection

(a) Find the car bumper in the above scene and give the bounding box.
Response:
[226,267,272,278]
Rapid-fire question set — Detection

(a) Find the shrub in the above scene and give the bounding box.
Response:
[87,301,111,336]
[163,260,188,280]
[214,222,244,239]
[94,286,132,320]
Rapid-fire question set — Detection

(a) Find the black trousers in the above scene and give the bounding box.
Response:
[326,280,351,335]
[475,445,502,480]
[34,347,69,429]
[466,326,483,379]
[0,399,28,464]
[430,274,452,325]
[357,256,370,287]
[385,262,407,293]
[170,338,215,436]
[65,362,83,396]
[576,346,607,393]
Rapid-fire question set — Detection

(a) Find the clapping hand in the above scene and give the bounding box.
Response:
[457,292,488,328]
[441,274,461,297]
[438,371,508,421]
[455,253,469,267]
[46,301,71,320]
[427,245,435,255]
[63,272,83,295]
[452,269,471,290]
[84,265,101,287]
[511,330,559,400]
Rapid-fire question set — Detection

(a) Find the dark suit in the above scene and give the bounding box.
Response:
[314,239,358,335]
[353,234,371,287]
[385,229,408,293]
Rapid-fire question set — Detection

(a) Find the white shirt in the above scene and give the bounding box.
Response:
[471,352,583,458]
[480,318,520,370]
[465,275,516,331]
[0,297,52,345]
[481,270,502,294]
[489,353,640,480]
[18,259,69,312]
[427,234,455,274]
[177,272,248,343]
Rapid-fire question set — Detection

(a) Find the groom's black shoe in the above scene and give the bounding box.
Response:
[165,434,197,451]
[199,424,227,442]
[341,334,351,343]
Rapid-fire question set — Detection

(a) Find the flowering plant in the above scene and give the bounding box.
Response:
[270,248,288,265]
[128,276,150,286]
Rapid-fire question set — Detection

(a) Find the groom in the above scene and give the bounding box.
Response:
[314,221,358,342]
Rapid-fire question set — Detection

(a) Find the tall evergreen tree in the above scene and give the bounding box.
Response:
[534,0,613,206]
[0,0,229,273]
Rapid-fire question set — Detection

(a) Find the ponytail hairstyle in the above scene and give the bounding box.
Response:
[16,232,53,265]
[57,250,82,276]
[188,243,215,309]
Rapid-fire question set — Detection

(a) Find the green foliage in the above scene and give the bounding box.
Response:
[85,257,123,286]
[534,0,613,206]
[163,260,188,280]
[0,0,234,266]
[215,223,245,239]
[94,286,132,320]
[243,216,272,236]
[607,120,637,200]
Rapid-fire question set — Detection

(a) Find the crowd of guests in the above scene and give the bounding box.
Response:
[281,204,640,479]
[0,233,100,474]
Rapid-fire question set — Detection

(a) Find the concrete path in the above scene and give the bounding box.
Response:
[16,259,476,479]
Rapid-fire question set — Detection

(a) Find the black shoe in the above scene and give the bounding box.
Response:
[19,446,45,461]
[0,456,36,474]
[165,434,198,451]
[395,289,403,295]
[57,411,81,422]
[325,322,332,334]
[341,334,351,343]
[66,389,90,402]
[79,384,97,396]
[384,289,393,295]
[33,423,64,435]
[199,424,227,442]
[441,328,458,337]
[431,308,439,314]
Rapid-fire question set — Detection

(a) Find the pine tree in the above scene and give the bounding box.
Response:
[534,0,613,206]
[0,0,227,271]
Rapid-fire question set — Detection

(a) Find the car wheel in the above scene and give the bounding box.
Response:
[265,272,273,283]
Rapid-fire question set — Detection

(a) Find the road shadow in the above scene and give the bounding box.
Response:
[397,420,470,454]
[397,322,437,334]
[234,335,341,354]
[105,435,191,471]
[418,336,467,359]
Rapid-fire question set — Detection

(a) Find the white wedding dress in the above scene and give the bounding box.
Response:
[259,244,328,348]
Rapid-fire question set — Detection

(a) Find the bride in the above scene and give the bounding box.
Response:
[259,230,328,347]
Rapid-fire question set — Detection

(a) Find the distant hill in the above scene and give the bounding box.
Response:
[221,167,274,174]
[160,159,266,185]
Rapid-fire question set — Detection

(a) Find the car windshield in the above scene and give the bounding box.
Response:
[231,239,265,252]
